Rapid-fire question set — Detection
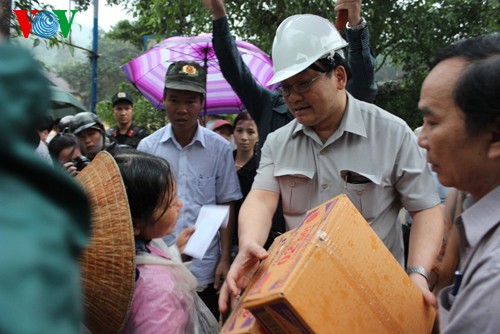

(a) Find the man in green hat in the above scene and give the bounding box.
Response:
[106,91,149,148]
[138,61,242,319]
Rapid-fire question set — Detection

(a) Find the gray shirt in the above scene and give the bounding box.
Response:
[253,93,439,265]
[438,185,500,333]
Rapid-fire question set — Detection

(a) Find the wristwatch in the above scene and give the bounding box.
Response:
[346,17,367,31]
[406,266,430,281]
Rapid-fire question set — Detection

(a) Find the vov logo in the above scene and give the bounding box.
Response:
[13,10,78,39]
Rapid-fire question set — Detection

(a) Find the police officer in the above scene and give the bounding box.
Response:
[70,112,118,160]
[106,92,149,148]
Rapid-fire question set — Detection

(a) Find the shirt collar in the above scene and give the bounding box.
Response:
[159,123,206,148]
[461,185,500,248]
[291,92,368,140]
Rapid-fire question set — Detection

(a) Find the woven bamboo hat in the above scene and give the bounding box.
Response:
[76,151,135,334]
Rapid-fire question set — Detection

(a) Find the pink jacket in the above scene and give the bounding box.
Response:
[120,242,196,333]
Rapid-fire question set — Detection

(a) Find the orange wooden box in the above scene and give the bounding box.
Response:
[242,194,436,333]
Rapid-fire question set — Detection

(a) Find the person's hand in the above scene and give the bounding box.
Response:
[176,226,195,253]
[410,273,437,306]
[214,257,230,290]
[63,161,78,177]
[335,0,362,27]
[202,0,227,20]
[218,242,268,313]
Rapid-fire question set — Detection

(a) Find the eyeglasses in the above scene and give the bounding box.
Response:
[278,73,325,97]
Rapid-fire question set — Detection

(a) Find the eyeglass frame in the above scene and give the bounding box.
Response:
[277,72,326,97]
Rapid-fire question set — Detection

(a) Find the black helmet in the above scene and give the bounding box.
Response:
[58,115,74,133]
[70,112,104,135]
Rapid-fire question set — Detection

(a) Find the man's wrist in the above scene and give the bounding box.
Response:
[346,16,367,31]
[406,266,430,282]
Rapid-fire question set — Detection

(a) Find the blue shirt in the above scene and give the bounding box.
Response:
[138,124,242,285]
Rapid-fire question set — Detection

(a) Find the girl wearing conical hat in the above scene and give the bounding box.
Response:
[79,150,219,333]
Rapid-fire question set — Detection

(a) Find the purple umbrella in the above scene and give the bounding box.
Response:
[122,33,277,115]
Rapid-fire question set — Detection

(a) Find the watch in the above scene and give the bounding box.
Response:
[406,266,430,281]
[346,17,367,31]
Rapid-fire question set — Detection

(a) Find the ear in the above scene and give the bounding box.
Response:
[487,117,500,159]
[334,66,347,91]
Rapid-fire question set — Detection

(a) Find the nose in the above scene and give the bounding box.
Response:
[417,126,429,150]
[286,88,303,103]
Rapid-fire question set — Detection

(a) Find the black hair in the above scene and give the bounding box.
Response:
[113,151,176,229]
[36,115,54,132]
[233,110,255,128]
[48,133,82,160]
[431,32,500,136]
[309,52,352,81]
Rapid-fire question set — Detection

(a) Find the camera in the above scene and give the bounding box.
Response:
[73,155,90,171]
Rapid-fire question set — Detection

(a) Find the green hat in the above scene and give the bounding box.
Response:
[165,61,206,94]
[111,91,134,107]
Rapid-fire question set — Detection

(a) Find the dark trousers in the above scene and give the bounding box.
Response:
[197,284,220,320]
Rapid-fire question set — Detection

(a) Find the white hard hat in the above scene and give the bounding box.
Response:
[267,14,349,85]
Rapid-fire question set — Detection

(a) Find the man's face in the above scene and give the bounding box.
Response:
[112,102,133,126]
[281,67,344,128]
[76,127,103,157]
[418,57,492,194]
[164,89,203,132]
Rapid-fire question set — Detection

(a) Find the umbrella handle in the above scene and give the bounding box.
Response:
[335,9,348,32]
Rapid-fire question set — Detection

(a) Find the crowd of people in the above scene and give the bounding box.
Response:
[1,0,499,333]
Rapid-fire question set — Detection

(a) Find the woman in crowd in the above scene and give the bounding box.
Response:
[48,133,86,176]
[231,111,259,258]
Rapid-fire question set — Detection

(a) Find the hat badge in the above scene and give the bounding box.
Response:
[117,92,126,98]
[181,65,198,76]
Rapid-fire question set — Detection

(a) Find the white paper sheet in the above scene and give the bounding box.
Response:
[183,204,229,260]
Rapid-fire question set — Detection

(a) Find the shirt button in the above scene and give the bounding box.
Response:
[320,150,326,155]
[322,184,328,189]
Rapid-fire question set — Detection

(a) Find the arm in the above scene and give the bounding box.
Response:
[205,0,275,124]
[239,189,278,247]
[407,205,444,306]
[214,201,235,290]
[218,189,278,313]
[335,0,378,102]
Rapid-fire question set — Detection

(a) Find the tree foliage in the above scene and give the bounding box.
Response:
[107,0,499,128]
[56,33,139,105]
[55,33,167,132]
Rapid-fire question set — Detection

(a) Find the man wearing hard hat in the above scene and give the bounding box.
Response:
[220,13,444,312]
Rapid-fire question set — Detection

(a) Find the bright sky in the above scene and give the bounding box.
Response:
[48,0,134,31]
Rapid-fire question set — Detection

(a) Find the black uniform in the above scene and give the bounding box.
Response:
[106,125,149,149]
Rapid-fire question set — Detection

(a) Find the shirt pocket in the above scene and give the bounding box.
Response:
[275,168,315,215]
[191,176,216,204]
[340,170,382,222]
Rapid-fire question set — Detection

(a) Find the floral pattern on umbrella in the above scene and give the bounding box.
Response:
[122,33,276,115]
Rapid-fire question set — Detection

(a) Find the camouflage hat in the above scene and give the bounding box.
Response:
[111,91,134,107]
[164,61,206,94]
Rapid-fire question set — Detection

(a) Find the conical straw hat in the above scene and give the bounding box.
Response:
[76,151,135,334]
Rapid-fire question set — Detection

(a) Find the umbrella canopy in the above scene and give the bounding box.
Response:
[122,33,276,115]
[49,85,88,119]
